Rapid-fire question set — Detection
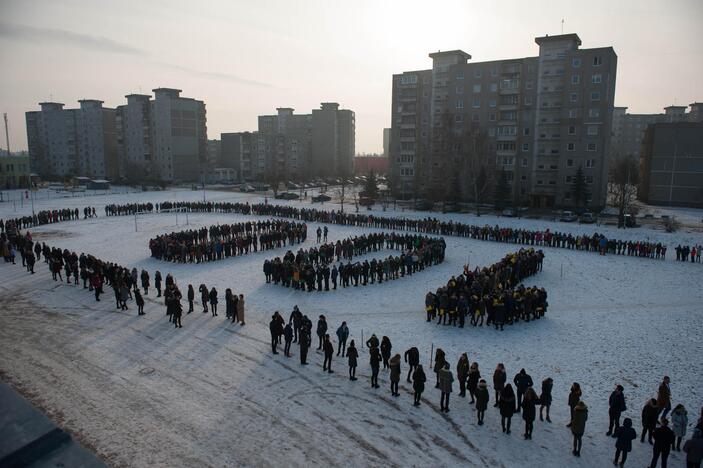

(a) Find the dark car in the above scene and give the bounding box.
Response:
[579,212,596,224]
[559,210,578,222]
[275,192,299,200]
[312,194,331,203]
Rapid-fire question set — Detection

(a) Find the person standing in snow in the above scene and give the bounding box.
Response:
[369,344,381,389]
[316,315,327,350]
[475,379,489,426]
[522,386,538,440]
[658,376,672,419]
[500,384,517,434]
[389,354,401,397]
[346,340,358,381]
[613,417,637,467]
[335,321,349,357]
[571,400,588,457]
[322,334,334,373]
[607,384,627,436]
[513,368,533,413]
[671,404,689,451]
[199,284,209,313]
[187,284,194,313]
[135,288,145,315]
[155,270,162,297]
[289,306,302,342]
[140,269,149,295]
[209,287,218,316]
[683,428,703,468]
[467,362,481,404]
[283,322,293,357]
[456,353,470,398]
[404,347,419,383]
[412,364,426,407]
[236,294,245,325]
[641,398,660,444]
[567,382,582,427]
[438,362,454,413]
[380,336,392,370]
[649,417,675,468]
[299,325,310,365]
[270,314,280,354]
[433,348,446,389]
[493,363,507,407]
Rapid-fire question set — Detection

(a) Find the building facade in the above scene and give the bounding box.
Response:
[26,100,118,180]
[639,122,703,207]
[389,33,617,208]
[0,154,30,189]
[116,88,207,182]
[220,103,354,182]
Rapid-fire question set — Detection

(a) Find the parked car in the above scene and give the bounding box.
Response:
[311,194,331,203]
[501,208,517,217]
[559,210,578,222]
[240,184,256,192]
[579,212,596,224]
[251,183,270,191]
[275,192,299,200]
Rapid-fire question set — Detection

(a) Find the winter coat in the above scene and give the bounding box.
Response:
[652,425,675,450]
[283,324,293,342]
[437,368,454,394]
[412,367,426,393]
[571,402,588,436]
[614,420,637,452]
[642,401,660,428]
[433,349,446,374]
[456,356,470,382]
[500,394,516,417]
[316,319,327,338]
[540,380,553,406]
[380,339,392,360]
[684,430,703,464]
[475,383,490,411]
[568,389,582,409]
[404,348,419,366]
[209,289,218,304]
[336,324,349,342]
[236,298,245,322]
[657,382,671,408]
[609,391,627,414]
[389,355,401,383]
[323,340,334,357]
[493,369,506,392]
[347,346,358,367]
[467,369,481,392]
[513,371,533,393]
[369,347,381,369]
[671,408,689,438]
[522,397,537,422]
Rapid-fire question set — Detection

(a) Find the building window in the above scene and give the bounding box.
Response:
[589,108,600,118]
[456,100,464,109]
[567,159,574,167]
[455,114,463,122]
[590,92,601,101]
[488,127,496,137]
[456,71,464,80]
[472,98,480,108]
[587,125,598,136]
[489,113,496,121]
[456,85,464,94]
[569,109,577,118]
[586,159,596,168]
[567,142,575,151]
[591,74,602,84]
[521,174,527,180]
[593,56,603,66]
[472,84,481,93]
[400,74,418,84]
[524,96,532,105]
[522,143,529,152]
[537,180,544,185]
[491,68,498,77]
[474,69,482,78]
[587,143,597,151]
[526,81,533,90]
[490,83,498,92]
[572,58,581,68]
[568,126,576,135]
[570,93,578,103]
[489,99,497,108]
[586,175,594,184]
[571,74,580,85]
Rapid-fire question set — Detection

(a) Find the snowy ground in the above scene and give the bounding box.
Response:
[1,188,702,467]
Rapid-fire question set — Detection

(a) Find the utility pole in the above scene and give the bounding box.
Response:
[3,113,10,155]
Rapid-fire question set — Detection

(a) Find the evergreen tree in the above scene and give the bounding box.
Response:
[363,171,378,199]
[571,166,588,208]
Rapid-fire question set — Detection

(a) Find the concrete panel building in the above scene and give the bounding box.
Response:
[389,33,617,209]
[639,122,703,207]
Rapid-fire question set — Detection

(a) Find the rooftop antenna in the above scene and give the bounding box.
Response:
[3,113,10,155]
[561,19,564,34]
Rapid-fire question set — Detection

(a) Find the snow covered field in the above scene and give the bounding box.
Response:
[1,188,702,467]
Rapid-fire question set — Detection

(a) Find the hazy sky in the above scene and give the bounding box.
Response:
[1,0,701,154]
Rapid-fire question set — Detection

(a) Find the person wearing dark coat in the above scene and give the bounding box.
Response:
[613,417,637,467]
[434,348,446,389]
[567,382,582,427]
[683,428,703,468]
[467,362,481,404]
[187,284,195,313]
[283,323,293,357]
[650,417,675,468]
[135,288,145,315]
[380,336,392,370]
[316,315,327,350]
[289,306,302,343]
[607,384,627,436]
[493,363,507,407]
[500,384,517,434]
[522,386,538,440]
[335,322,349,357]
[365,334,379,349]
[199,284,209,313]
[571,401,588,457]
[270,315,280,354]
[209,287,218,316]
[299,326,310,365]
[141,270,149,295]
[155,271,162,297]
[347,340,358,380]
[475,380,490,425]
[456,353,470,398]
[369,346,381,388]
[642,398,660,444]
[322,334,334,373]
[412,365,426,407]
[389,354,401,397]
[539,377,553,422]
[404,347,420,383]
[513,368,533,413]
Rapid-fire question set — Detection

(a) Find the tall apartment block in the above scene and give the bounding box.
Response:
[390,33,617,208]
[116,88,207,182]
[26,100,118,180]
[220,103,354,182]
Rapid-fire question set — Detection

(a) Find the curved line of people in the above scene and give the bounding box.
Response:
[263,232,446,292]
[0,206,97,233]
[269,311,703,466]
[148,219,307,263]
[425,249,547,329]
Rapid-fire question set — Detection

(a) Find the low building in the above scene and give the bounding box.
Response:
[354,155,389,175]
[639,122,703,207]
[0,154,31,189]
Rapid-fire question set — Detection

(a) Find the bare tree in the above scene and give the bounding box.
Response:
[608,155,639,228]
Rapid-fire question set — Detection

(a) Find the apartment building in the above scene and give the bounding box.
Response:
[390,33,617,208]
[116,88,207,182]
[220,103,354,182]
[26,100,118,180]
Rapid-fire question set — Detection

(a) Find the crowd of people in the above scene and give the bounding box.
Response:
[675,244,702,263]
[263,232,446,291]
[267,311,703,466]
[425,249,547,330]
[104,202,155,216]
[148,220,307,263]
[0,206,97,233]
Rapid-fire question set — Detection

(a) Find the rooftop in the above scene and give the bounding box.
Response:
[429,50,472,60]
[534,33,582,46]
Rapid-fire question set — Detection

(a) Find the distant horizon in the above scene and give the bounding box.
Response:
[1,0,701,154]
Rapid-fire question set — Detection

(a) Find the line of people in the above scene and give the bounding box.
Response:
[425,248,547,329]
[267,313,703,466]
[148,219,307,263]
[675,245,702,263]
[0,206,97,234]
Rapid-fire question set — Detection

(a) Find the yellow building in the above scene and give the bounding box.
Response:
[0,154,31,189]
